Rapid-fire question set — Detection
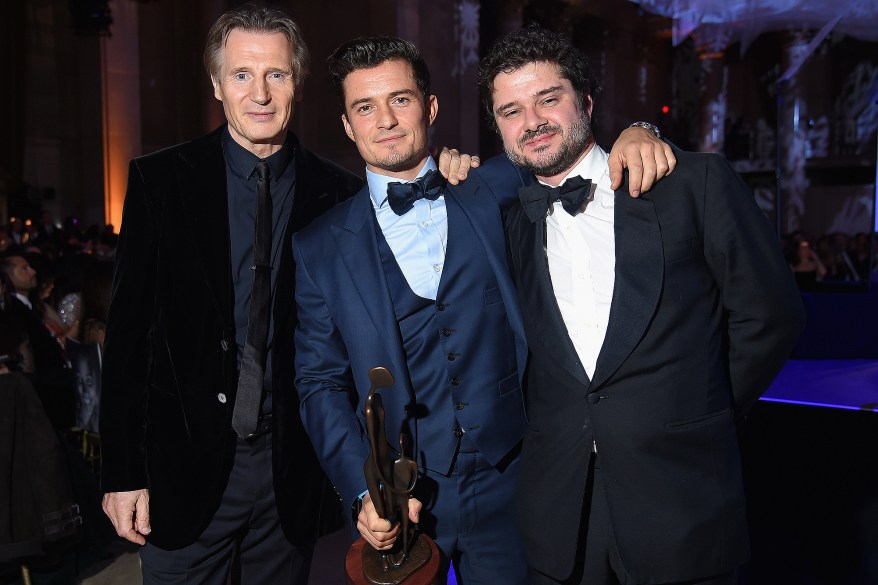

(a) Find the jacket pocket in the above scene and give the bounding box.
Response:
[666,408,731,431]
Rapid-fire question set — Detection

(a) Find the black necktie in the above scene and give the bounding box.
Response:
[517,176,593,223]
[386,169,446,215]
[232,161,273,439]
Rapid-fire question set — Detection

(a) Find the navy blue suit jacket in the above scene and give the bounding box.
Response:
[293,164,527,509]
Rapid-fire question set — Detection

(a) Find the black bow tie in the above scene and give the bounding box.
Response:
[386,169,446,215]
[517,176,593,223]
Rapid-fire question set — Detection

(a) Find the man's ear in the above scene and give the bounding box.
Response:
[426,94,438,127]
[583,94,594,118]
[342,114,354,142]
[212,77,222,102]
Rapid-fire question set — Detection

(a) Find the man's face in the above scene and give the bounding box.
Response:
[491,61,593,184]
[5,256,36,294]
[341,59,437,180]
[213,30,297,158]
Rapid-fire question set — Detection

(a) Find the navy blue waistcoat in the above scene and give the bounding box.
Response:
[373,195,520,476]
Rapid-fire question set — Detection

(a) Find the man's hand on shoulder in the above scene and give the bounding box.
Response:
[437,147,481,185]
[102,489,151,545]
[608,126,676,197]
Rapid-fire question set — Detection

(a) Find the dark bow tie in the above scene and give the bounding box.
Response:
[386,169,446,215]
[517,176,593,223]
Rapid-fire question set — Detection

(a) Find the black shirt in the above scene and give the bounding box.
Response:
[222,129,296,413]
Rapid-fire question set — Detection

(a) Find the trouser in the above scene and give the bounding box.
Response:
[415,434,529,585]
[531,454,737,585]
[140,433,313,585]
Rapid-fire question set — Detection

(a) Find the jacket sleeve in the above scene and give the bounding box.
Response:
[701,153,806,415]
[99,159,156,492]
[292,234,372,509]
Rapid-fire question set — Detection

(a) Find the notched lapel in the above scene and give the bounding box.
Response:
[590,191,663,390]
[177,133,232,329]
[332,189,410,382]
[448,180,528,376]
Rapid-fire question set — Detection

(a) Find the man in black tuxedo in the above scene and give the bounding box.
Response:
[479,27,806,585]
[98,4,363,584]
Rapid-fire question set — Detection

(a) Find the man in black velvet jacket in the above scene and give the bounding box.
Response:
[98,4,362,584]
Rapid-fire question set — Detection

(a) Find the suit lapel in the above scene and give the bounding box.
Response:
[445,179,529,378]
[514,211,590,387]
[273,140,342,333]
[177,128,232,329]
[332,187,410,384]
[590,190,663,390]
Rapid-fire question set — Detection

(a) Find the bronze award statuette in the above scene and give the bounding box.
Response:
[344,367,441,585]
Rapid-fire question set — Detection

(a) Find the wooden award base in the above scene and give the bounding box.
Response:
[345,534,442,585]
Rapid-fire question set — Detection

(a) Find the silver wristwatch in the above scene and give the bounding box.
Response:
[629,121,661,139]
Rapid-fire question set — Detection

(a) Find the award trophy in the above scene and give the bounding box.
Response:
[344,367,441,585]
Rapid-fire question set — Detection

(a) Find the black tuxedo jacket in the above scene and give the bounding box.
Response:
[100,126,363,550]
[506,149,805,583]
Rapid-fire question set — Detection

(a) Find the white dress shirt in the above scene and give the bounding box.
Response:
[367,158,447,300]
[545,145,616,380]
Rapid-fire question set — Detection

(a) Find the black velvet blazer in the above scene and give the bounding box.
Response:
[100,126,363,549]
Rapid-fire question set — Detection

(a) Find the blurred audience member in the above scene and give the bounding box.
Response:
[788,235,826,291]
[1,250,76,429]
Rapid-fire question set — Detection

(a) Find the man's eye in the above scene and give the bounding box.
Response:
[393,97,410,105]
[503,109,520,118]
[542,97,558,106]
[357,105,373,114]
[269,72,285,80]
[234,73,248,81]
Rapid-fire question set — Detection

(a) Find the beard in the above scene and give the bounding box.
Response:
[373,149,421,174]
[504,113,592,178]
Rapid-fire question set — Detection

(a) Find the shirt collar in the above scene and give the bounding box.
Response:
[222,127,294,181]
[367,157,438,209]
[14,292,32,310]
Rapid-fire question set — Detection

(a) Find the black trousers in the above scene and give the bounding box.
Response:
[530,455,737,585]
[140,434,313,585]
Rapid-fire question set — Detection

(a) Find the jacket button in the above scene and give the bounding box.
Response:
[217,393,227,404]
[442,327,453,337]
[220,340,230,351]
[455,401,465,410]
[586,393,600,404]
[437,303,447,311]
[453,427,464,438]
[447,353,456,361]
[450,377,461,386]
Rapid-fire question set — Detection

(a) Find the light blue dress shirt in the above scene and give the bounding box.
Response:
[366,158,447,300]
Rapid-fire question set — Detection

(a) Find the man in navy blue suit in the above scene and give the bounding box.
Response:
[292,36,672,583]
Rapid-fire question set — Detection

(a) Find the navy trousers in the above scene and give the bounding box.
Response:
[140,434,313,585]
[415,434,528,585]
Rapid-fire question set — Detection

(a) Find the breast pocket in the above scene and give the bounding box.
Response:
[484,286,503,306]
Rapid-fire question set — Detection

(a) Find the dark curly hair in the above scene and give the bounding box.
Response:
[478,25,601,132]
[327,36,431,109]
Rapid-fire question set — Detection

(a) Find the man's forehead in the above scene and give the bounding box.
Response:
[220,30,293,63]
